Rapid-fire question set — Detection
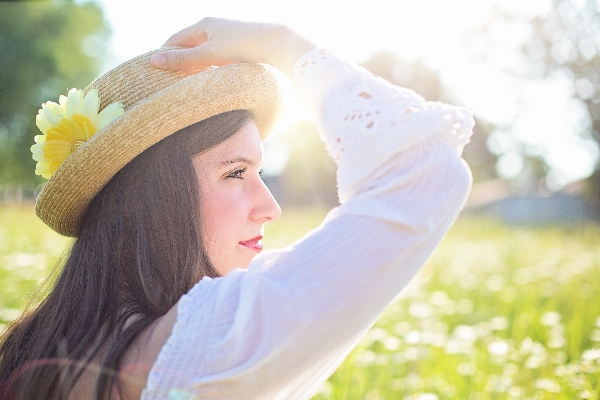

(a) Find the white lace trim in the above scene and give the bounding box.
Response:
[292,48,474,203]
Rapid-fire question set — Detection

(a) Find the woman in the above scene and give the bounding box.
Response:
[0,18,473,399]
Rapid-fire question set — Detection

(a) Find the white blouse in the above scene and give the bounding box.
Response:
[142,48,474,399]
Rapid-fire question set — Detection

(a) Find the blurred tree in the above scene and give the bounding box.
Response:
[269,121,338,208]
[468,1,600,216]
[0,0,110,185]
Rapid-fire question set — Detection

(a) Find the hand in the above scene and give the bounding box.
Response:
[149,17,316,78]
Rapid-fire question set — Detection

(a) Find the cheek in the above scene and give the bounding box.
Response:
[199,184,256,274]
[200,184,247,250]
[200,185,230,237]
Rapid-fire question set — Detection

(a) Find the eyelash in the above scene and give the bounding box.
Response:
[226,167,264,179]
[227,167,247,179]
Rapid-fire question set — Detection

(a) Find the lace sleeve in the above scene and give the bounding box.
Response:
[293,48,473,203]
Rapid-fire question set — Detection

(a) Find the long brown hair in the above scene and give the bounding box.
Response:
[0,109,254,399]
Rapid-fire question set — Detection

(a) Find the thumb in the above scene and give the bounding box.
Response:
[150,45,219,70]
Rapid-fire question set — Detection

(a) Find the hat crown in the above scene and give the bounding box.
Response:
[84,47,210,112]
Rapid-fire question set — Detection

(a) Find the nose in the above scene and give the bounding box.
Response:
[250,178,281,222]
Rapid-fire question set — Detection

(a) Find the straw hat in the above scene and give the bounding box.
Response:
[35,47,284,237]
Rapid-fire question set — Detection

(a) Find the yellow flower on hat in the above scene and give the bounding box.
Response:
[31,88,124,179]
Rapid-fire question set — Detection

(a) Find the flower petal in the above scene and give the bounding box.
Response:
[43,139,72,162]
[72,115,96,141]
[48,160,63,175]
[96,102,125,131]
[35,111,53,135]
[42,101,66,126]
[46,126,73,143]
[34,134,46,144]
[81,89,99,126]
[31,141,45,161]
[58,94,68,109]
[48,117,91,143]
[35,161,53,179]
[65,88,84,117]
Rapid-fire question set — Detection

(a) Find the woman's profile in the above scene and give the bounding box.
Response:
[0,18,474,399]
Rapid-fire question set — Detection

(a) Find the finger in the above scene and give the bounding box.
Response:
[162,24,208,48]
[150,42,222,70]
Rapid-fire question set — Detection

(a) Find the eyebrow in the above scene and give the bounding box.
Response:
[219,157,256,167]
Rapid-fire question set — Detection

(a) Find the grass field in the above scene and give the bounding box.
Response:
[1,204,599,399]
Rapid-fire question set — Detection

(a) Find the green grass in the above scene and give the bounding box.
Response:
[308,216,600,400]
[0,204,70,326]
[1,205,599,399]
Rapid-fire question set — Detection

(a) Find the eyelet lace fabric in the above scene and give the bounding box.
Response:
[142,48,474,399]
[293,48,473,203]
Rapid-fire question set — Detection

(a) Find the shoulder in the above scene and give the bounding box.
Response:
[118,303,179,398]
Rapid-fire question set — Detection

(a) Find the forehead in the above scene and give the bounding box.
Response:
[193,121,263,167]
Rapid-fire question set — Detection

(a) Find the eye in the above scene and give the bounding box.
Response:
[227,167,247,179]
[259,168,264,178]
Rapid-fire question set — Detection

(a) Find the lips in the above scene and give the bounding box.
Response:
[239,236,263,252]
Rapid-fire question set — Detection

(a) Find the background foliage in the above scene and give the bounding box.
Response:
[0,0,109,184]
[467,0,600,213]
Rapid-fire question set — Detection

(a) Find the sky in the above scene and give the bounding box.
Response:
[93,0,599,188]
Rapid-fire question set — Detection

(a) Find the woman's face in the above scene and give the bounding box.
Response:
[192,121,281,276]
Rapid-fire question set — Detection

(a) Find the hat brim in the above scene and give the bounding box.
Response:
[35,62,283,237]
